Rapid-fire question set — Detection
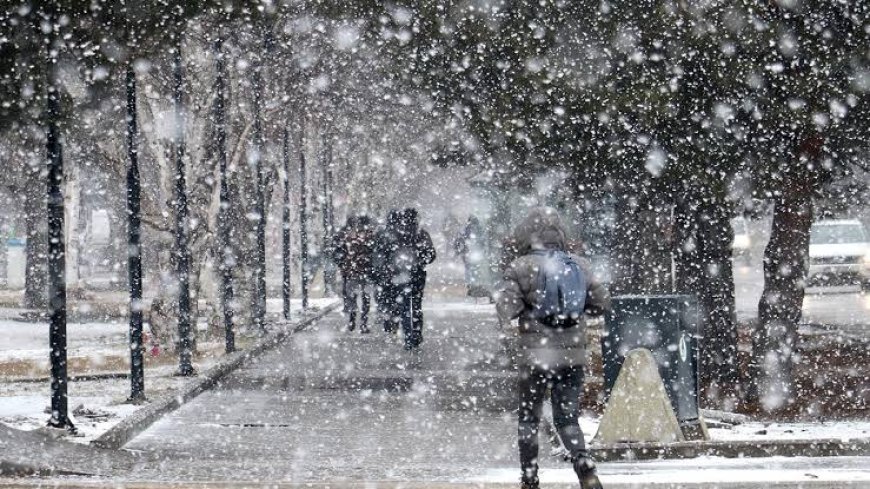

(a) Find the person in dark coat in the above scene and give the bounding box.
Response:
[333,214,376,333]
[373,210,402,333]
[383,208,436,349]
[496,207,610,489]
[404,208,436,348]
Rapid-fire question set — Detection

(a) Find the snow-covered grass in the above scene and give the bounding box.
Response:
[0,364,211,444]
[709,420,870,442]
[0,298,338,444]
[0,319,128,362]
[0,357,237,444]
[566,416,870,450]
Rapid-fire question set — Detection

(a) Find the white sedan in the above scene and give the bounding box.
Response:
[807,219,870,290]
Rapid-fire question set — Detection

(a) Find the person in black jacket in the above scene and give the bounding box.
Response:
[386,208,436,350]
[406,208,436,347]
[373,210,402,333]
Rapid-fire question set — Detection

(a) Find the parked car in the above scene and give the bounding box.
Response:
[807,219,870,289]
[732,217,752,264]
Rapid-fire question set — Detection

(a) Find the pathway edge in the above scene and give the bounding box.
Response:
[90,303,339,450]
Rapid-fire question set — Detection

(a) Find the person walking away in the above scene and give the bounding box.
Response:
[333,215,376,333]
[373,210,402,333]
[406,208,436,349]
[454,216,488,297]
[495,207,610,489]
[386,208,435,350]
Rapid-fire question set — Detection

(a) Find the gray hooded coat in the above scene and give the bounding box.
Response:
[496,208,611,369]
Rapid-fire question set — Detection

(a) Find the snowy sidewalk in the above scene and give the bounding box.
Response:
[104,304,870,485]
[0,298,337,444]
[3,301,869,487]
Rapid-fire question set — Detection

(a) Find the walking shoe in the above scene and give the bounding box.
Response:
[573,457,602,489]
[520,476,539,489]
[360,325,370,334]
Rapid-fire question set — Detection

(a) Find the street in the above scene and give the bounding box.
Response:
[733,262,870,338]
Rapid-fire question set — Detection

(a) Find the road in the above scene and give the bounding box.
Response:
[733,261,870,338]
[105,304,868,487]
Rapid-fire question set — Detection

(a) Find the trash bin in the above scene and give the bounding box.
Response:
[601,294,704,438]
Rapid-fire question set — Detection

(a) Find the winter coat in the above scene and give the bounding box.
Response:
[496,207,611,369]
[411,228,436,282]
[379,224,436,286]
[332,222,376,281]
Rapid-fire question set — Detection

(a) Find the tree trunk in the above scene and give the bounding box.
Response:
[172,36,194,376]
[751,188,812,411]
[24,166,48,309]
[250,36,267,332]
[673,189,738,405]
[299,124,309,309]
[124,61,146,402]
[611,184,672,295]
[696,198,738,400]
[64,162,81,287]
[214,36,235,352]
[282,125,292,320]
[45,28,73,430]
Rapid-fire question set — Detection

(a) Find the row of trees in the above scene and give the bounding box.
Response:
[1,1,461,429]
[2,1,867,424]
[312,0,870,409]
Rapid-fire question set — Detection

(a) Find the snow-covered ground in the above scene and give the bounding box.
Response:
[567,417,870,451]
[0,319,128,362]
[0,365,197,444]
[0,298,338,444]
[474,456,870,485]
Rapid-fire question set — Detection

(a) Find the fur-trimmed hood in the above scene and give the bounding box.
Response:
[512,207,569,254]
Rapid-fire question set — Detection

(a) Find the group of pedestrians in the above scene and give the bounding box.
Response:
[331,207,436,351]
[334,205,608,488]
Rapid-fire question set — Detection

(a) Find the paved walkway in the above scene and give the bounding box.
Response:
[6,301,870,487]
[114,303,869,487]
[124,303,520,482]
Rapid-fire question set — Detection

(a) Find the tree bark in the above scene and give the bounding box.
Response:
[250,34,267,333]
[696,198,738,397]
[214,36,235,352]
[44,23,73,430]
[172,36,194,376]
[24,166,48,309]
[282,125,292,320]
[125,61,146,402]
[611,183,672,295]
[751,188,812,411]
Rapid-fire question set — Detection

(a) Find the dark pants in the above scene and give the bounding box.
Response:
[379,283,398,333]
[411,271,426,338]
[392,283,420,348]
[343,276,370,331]
[518,365,587,481]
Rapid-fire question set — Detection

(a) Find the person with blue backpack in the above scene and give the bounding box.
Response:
[496,207,611,489]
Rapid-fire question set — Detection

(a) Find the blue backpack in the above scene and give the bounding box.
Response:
[529,250,587,327]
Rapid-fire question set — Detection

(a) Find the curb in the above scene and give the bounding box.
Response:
[90,303,339,450]
[589,436,870,461]
[2,372,130,384]
[1,480,869,489]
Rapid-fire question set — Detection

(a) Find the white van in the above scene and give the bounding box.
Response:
[807,219,870,290]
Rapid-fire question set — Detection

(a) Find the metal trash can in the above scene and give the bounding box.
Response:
[601,294,705,439]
